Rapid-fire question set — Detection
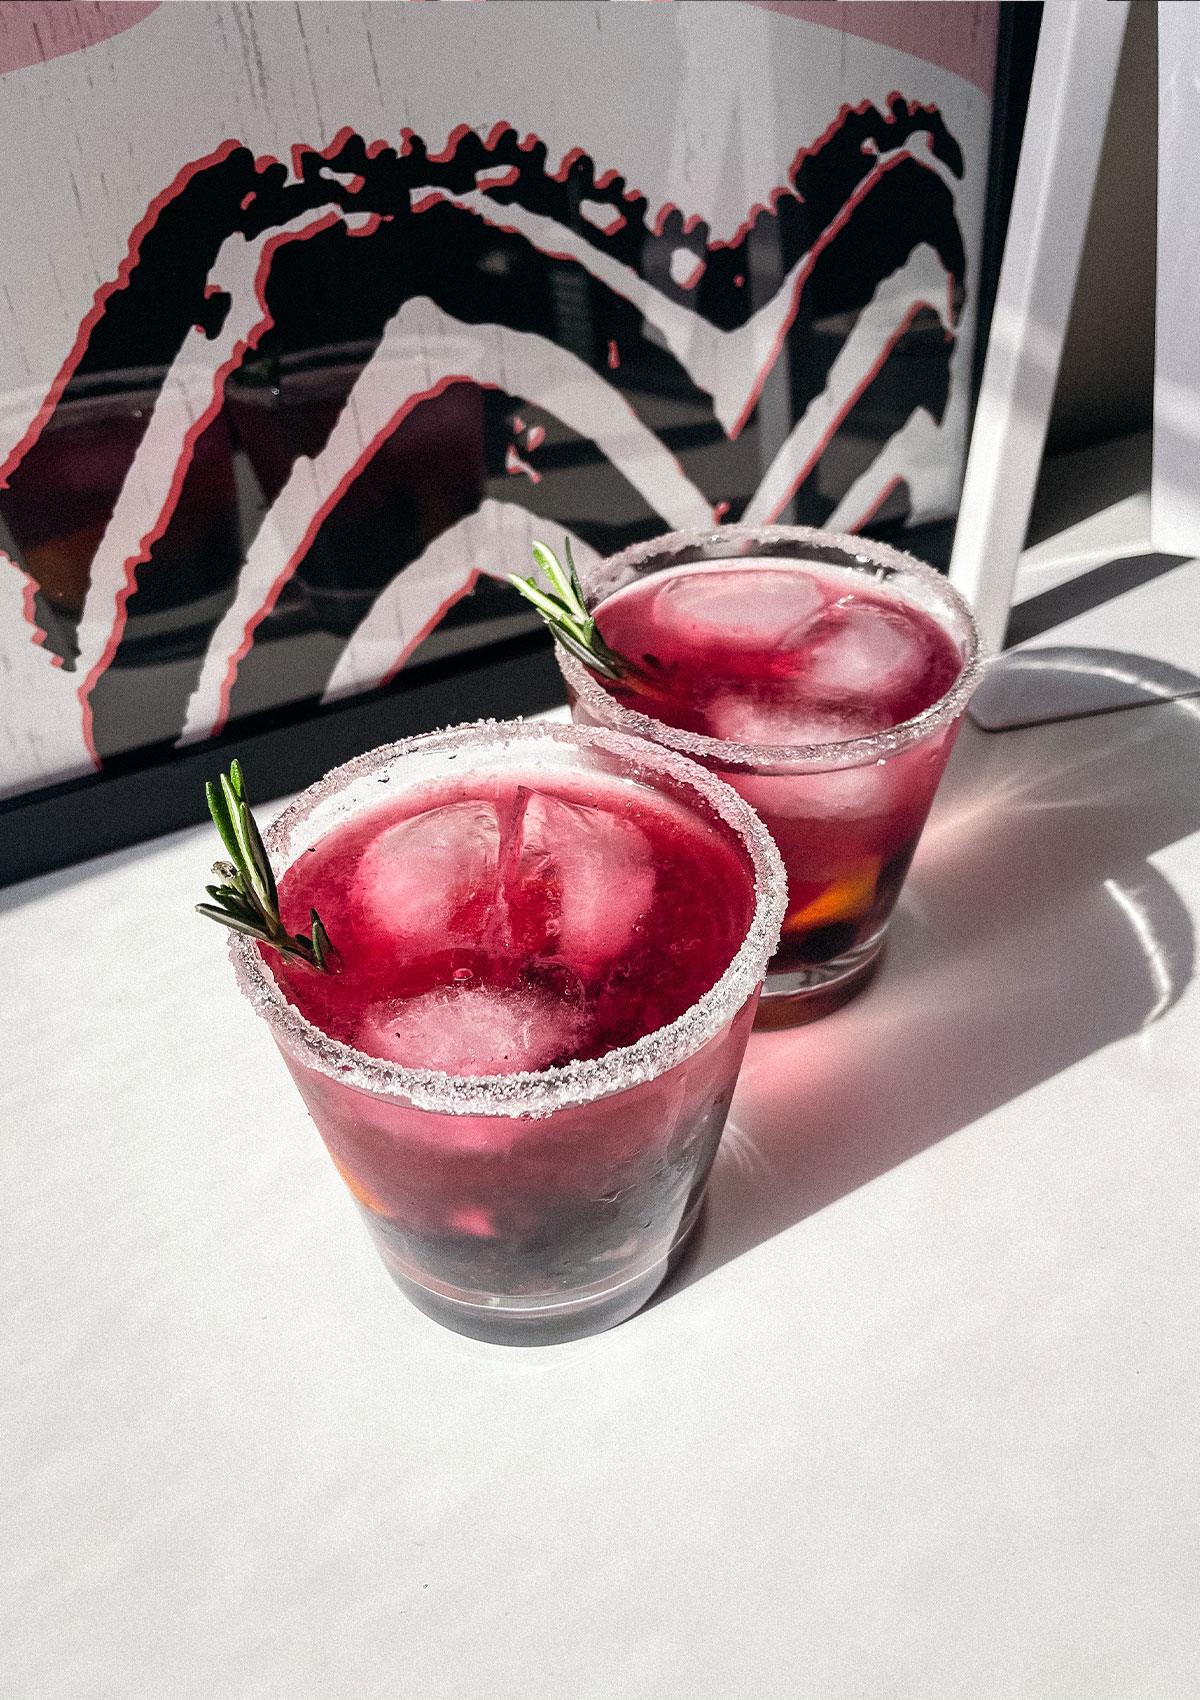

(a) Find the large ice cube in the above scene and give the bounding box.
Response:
[706,690,876,747]
[354,799,500,947]
[731,757,901,823]
[508,790,656,967]
[356,982,588,1074]
[653,567,825,650]
[804,602,927,700]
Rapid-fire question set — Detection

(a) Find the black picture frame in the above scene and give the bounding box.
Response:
[0,3,1041,891]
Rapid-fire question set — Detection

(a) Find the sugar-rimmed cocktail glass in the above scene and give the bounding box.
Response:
[559,525,983,1024]
[230,719,785,1345]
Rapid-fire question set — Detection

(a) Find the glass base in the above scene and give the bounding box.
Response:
[754,929,887,1029]
[373,1201,705,1346]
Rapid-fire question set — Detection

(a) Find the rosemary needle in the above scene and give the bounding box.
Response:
[507,538,651,689]
[196,759,337,972]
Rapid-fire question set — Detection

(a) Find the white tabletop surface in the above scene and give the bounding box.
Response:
[4,678,1200,1696]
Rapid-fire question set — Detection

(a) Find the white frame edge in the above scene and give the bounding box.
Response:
[948,0,1129,653]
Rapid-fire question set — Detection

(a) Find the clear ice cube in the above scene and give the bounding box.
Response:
[354,786,655,969]
[706,690,873,748]
[356,982,588,1075]
[804,603,926,699]
[354,799,500,946]
[654,567,825,649]
[510,791,656,966]
[733,755,901,823]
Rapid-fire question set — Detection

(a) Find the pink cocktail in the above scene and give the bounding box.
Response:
[230,720,784,1343]
[559,526,982,1021]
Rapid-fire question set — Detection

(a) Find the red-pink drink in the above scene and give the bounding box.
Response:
[230,721,785,1343]
[559,527,982,1020]
[273,768,755,1070]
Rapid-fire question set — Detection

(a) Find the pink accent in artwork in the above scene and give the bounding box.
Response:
[0,2,159,75]
[758,299,931,524]
[210,371,483,737]
[77,210,345,762]
[15,559,59,662]
[727,149,926,441]
[551,147,587,184]
[847,473,905,534]
[0,139,244,495]
[372,567,482,695]
[745,2,998,95]
[429,124,474,166]
[477,166,520,190]
[505,444,542,484]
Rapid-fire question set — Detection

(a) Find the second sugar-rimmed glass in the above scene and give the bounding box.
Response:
[230,719,785,1345]
[559,525,984,1023]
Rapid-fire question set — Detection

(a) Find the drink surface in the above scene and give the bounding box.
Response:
[589,560,965,974]
[273,766,755,1073]
[594,559,962,744]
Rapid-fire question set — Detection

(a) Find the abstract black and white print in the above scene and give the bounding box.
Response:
[0,1,996,799]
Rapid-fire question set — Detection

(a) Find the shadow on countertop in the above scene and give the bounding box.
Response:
[662,684,1200,1298]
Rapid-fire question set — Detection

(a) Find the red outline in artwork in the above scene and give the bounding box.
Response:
[505,443,541,484]
[428,123,474,165]
[707,95,914,255]
[372,566,482,695]
[402,115,949,441]
[410,190,451,217]
[649,203,706,240]
[8,555,63,667]
[579,200,626,237]
[6,106,955,750]
[0,138,243,501]
[550,146,586,184]
[846,473,905,535]
[75,208,343,762]
[728,151,920,440]
[208,370,482,737]
[476,165,520,191]
[344,211,385,239]
[759,299,930,523]
[289,124,360,186]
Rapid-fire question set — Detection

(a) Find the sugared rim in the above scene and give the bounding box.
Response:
[562,522,986,772]
[230,717,786,1118]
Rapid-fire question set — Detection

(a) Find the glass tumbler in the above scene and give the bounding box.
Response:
[230,719,785,1344]
[559,525,983,1023]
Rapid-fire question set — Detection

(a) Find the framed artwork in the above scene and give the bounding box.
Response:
[0,0,1015,884]
[1152,0,1200,560]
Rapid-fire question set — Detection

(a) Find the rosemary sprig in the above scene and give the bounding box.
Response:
[507,538,648,687]
[196,759,337,972]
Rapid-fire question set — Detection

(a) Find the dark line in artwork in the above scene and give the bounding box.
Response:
[0,98,968,770]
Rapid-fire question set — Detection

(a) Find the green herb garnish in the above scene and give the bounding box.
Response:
[197,759,337,972]
[507,537,648,688]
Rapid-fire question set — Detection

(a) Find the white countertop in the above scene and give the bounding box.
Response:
[4,623,1200,1696]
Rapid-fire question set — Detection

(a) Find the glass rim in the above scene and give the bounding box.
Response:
[562,522,986,772]
[230,717,786,1118]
